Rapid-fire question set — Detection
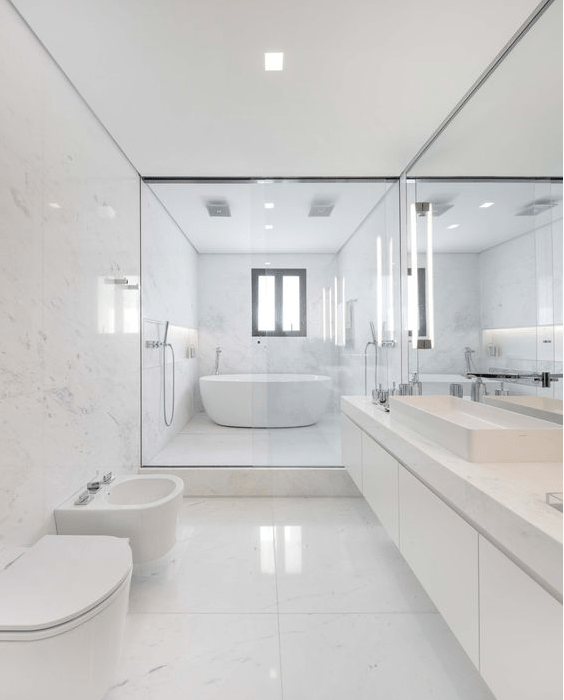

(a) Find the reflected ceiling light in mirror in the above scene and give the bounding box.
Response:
[388,238,395,342]
[264,262,271,266]
[48,202,62,209]
[480,202,495,208]
[264,202,274,209]
[447,223,460,229]
[264,52,284,71]
[425,203,435,349]
[376,237,383,346]
[265,224,273,230]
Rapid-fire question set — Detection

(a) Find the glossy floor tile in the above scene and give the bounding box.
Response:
[105,497,494,700]
[148,411,342,467]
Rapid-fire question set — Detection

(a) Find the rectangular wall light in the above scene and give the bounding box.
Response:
[264,52,284,71]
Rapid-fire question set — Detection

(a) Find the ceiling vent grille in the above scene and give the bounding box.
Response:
[515,197,559,217]
[308,201,335,217]
[429,200,454,217]
[206,200,231,217]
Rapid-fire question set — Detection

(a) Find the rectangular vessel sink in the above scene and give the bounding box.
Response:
[484,396,563,425]
[388,395,563,463]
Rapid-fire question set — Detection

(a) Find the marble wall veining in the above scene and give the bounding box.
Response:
[337,183,401,397]
[0,0,141,545]
[141,184,199,463]
[198,253,340,407]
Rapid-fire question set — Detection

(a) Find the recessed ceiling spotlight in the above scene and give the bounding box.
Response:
[48,202,62,209]
[264,52,284,71]
[265,224,273,230]
[265,262,271,266]
[479,202,494,208]
[264,202,274,209]
[447,224,460,230]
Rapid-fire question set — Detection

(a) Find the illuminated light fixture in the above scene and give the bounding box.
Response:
[265,224,273,230]
[340,277,346,347]
[48,202,62,209]
[425,203,435,349]
[256,179,274,184]
[388,238,394,341]
[333,277,338,346]
[264,202,274,209]
[479,202,494,208]
[447,224,460,229]
[264,262,271,266]
[322,288,327,341]
[376,237,383,346]
[264,52,284,71]
[408,203,419,349]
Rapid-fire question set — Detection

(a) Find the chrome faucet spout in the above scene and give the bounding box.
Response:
[214,347,222,375]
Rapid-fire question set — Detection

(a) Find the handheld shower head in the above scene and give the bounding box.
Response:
[369,321,377,344]
[163,321,170,345]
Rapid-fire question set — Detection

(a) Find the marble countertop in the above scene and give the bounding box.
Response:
[342,396,563,600]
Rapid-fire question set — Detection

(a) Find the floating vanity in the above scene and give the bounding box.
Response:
[341,395,562,700]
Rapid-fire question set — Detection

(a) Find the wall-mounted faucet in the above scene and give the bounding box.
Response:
[214,347,222,375]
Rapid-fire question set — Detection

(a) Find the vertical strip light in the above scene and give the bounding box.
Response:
[409,203,419,349]
[333,277,339,346]
[322,287,327,342]
[426,203,435,348]
[388,238,394,341]
[340,276,346,346]
[376,237,383,346]
[328,285,333,341]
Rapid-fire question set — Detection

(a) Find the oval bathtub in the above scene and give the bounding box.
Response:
[200,373,331,428]
[54,475,184,563]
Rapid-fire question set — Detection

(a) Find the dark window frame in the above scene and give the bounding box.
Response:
[251,268,307,337]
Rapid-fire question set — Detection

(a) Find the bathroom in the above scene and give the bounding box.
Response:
[0,1,562,699]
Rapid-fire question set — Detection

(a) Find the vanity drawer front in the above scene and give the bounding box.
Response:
[479,536,563,700]
[399,467,479,666]
[362,433,399,545]
[341,414,363,491]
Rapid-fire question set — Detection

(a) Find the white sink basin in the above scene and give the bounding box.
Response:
[389,395,563,463]
[484,395,563,425]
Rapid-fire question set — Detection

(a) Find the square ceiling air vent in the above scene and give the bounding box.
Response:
[308,201,335,217]
[206,200,231,217]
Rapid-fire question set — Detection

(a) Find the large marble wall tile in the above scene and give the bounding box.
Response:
[141,185,199,463]
[0,0,140,546]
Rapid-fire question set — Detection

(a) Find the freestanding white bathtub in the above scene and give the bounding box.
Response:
[199,373,331,428]
[55,474,184,563]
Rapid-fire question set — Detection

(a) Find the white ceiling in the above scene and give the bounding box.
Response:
[11,0,549,177]
[148,180,391,253]
[413,180,563,253]
[411,0,563,177]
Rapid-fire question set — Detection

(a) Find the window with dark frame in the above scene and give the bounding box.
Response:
[251,268,307,337]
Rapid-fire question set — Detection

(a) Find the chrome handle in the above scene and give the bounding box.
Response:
[74,490,92,505]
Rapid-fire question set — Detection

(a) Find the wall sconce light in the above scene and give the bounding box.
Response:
[409,202,435,350]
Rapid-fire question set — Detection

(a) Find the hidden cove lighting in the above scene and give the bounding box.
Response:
[264,52,284,71]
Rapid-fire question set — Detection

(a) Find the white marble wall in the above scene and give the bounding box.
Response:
[415,253,481,375]
[198,254,339,407]
[141,185,199,462]
[0,0,140,546]
[338,183,401,396]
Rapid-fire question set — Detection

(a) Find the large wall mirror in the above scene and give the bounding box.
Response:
[405,0,563,403]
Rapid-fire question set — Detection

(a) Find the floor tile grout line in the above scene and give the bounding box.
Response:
[271,496,286,700]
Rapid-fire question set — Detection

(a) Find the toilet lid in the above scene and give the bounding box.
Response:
[0,535,132,632]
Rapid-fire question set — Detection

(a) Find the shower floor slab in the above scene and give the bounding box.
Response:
[146,411,342,467]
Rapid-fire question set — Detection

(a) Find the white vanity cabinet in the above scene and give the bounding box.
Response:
[479,536,563,700]
[361,433,399,545]
[341,414,363,491]
[399,467,480,667]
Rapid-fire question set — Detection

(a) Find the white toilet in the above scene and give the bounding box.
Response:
[0,535,132,700]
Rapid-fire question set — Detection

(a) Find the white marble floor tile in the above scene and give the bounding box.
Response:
[272,497,435,613]
[278,613,495,700]
[154,410,342,467]
[104,613,282,700]
[129,498,278,613]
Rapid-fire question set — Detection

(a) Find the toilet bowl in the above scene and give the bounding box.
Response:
[0,535,132,700]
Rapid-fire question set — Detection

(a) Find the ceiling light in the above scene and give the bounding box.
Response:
[264,52,284,71]
[48,202,62,209]
[479,202,494,208]
[265,262,271,266]
[265,224,273,230]
[447,224,460,230]
[264,202,274,209]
